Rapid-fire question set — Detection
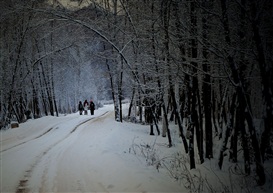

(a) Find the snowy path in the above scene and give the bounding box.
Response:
[1,105,182,193]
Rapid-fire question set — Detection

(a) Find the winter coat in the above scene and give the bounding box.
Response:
[89,101,95,110]
[83,100,89,110]
[78,102,84,111]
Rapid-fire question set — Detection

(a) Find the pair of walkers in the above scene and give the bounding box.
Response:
[78,100,95,115]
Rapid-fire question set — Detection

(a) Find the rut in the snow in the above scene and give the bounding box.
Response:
[70,111,109,133]
[14,112,109,193]
[0,127,55,153]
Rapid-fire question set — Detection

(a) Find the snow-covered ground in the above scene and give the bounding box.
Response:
[1,104,272,193]
[1,105,183,192]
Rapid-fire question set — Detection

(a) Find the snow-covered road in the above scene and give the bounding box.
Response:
[1,105,182,193]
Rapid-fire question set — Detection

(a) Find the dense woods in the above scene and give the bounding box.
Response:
[1,0,272,186]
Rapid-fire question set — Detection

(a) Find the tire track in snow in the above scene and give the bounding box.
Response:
[1,115,82,153]
[1,127,55,153]
[15,111,109,193]
[70,111,108,133]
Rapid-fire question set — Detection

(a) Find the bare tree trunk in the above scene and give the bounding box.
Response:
[40,61,54,116]
[118,57,123,122]
[128,87,135,119]
[31,78,40,118]
[221,0,265,185]
[162,0,188,153]
[196,89,204,163]
[50,19,58,117]
[212,90,219,135]
[38,67,48,116]
[188,0,199,167]
[218,86,228,139]
[189,109,196,169]
[249,0,273,161]
[202,0,213,159]
[151,0,171,145]
[245,111,266,185]
[229,119,238,162]
[105,54,118,121]
[7,15,31,123]
[219,93,236,169]
[138,90,142,123]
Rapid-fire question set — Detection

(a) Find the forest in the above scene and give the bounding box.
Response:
[0,0,272,187]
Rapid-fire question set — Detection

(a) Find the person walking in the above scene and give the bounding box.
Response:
[83,100,89,115]
[78,101,84,115]
[89,100,95,115]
